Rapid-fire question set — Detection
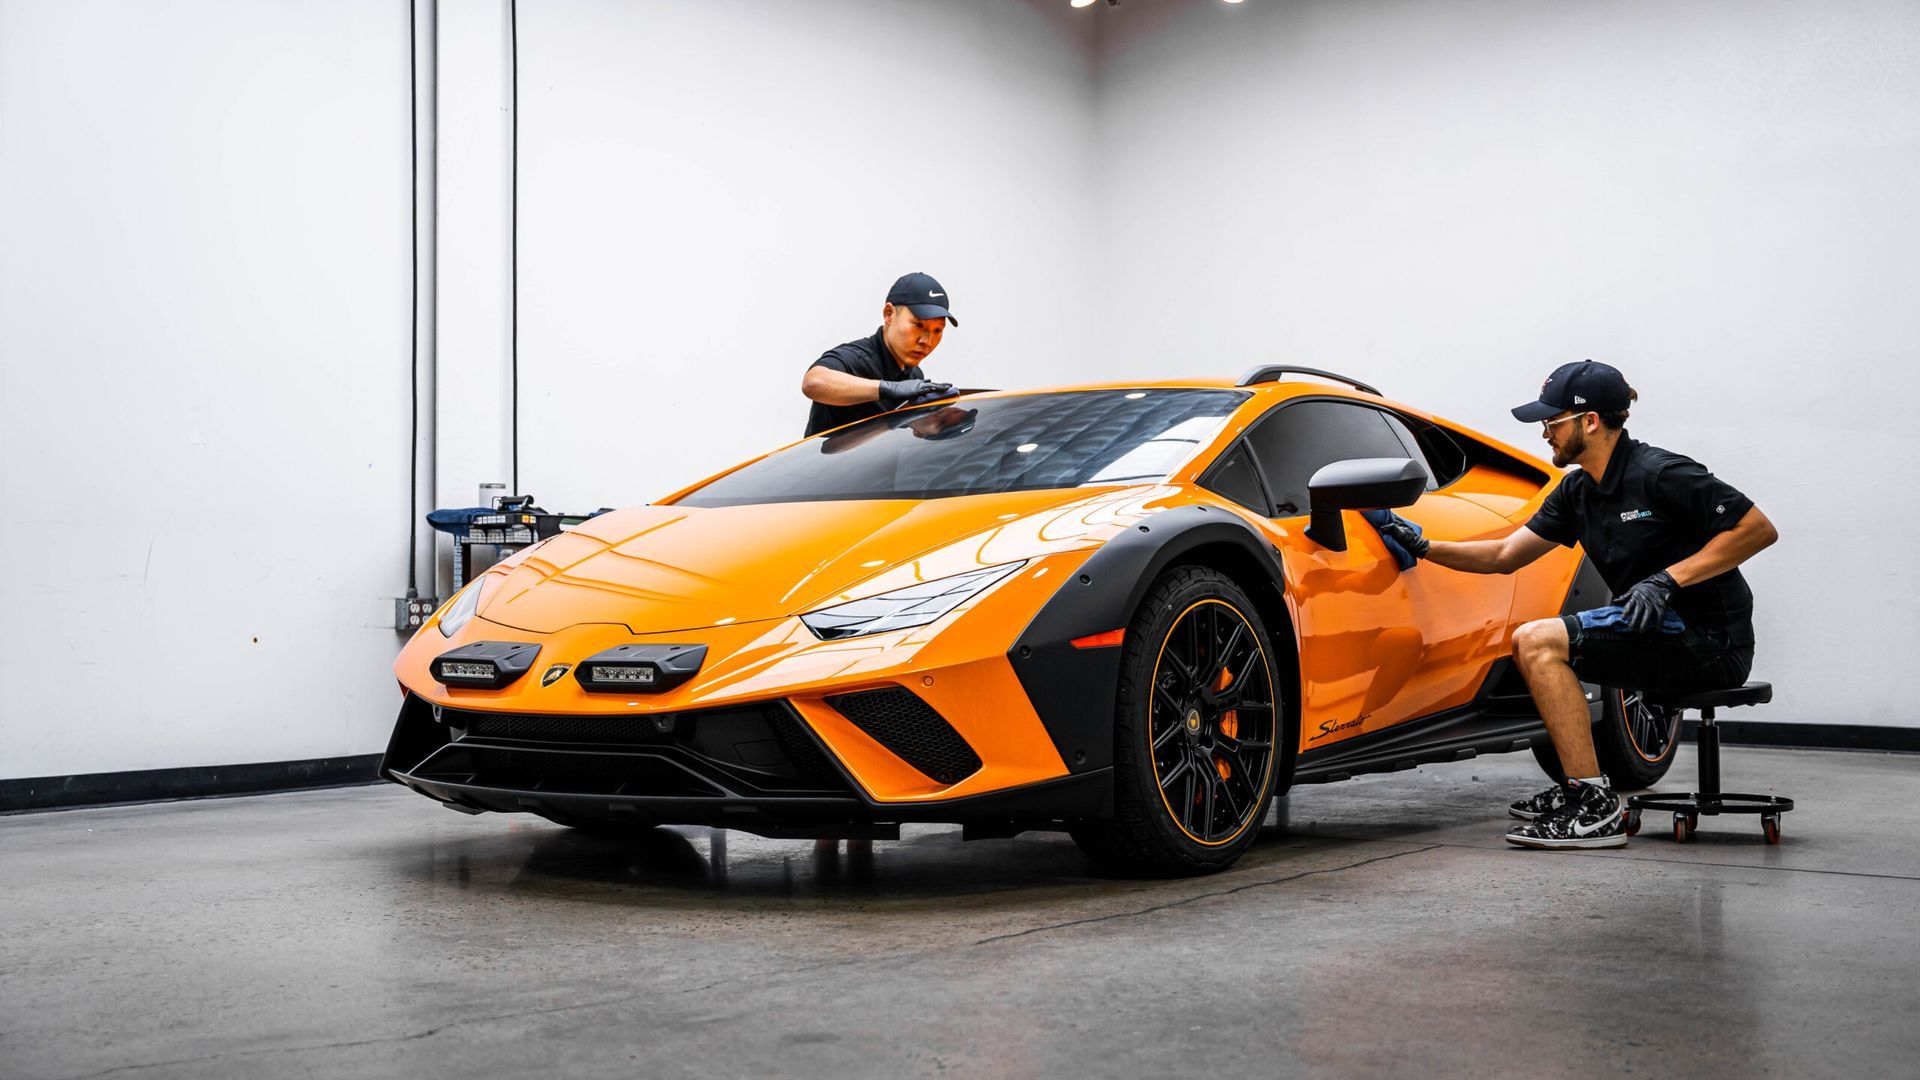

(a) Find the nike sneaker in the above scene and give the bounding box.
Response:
[1508,783,1572,822]
[1505,781,1627,850]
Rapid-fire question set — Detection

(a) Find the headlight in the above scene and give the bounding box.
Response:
[436,576,496,638]
[800,561,1027,640]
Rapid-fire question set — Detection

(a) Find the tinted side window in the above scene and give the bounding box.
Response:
[1201,440,1268,513]
[1378,412,1442,491]
[1245,400,1411,516]
[1406,415,1470,487]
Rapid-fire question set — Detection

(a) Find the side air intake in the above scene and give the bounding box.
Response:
[826,688,982,786]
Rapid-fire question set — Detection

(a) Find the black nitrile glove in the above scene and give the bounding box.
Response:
[1378,515,1430,561]
[878,378,953,405]
[1617,570,1679,635]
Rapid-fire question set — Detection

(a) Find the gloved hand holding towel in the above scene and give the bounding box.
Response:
[1360,509,1427,571]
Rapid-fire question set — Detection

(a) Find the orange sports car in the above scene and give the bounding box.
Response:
[382,367,1677,875]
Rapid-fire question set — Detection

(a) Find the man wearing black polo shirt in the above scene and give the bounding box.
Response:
[800,272,958,437]
[1380,360,1778,849]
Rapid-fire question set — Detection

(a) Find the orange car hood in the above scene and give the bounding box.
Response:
[476,487,1156,635]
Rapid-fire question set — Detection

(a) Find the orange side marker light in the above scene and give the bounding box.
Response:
[1069,629,1126,649]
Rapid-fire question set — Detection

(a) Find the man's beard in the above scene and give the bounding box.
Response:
[1552,429,1587,468]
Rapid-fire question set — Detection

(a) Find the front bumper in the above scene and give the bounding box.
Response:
[380,692,1111,835]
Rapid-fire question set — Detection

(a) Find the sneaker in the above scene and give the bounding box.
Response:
[1508,784,1572,821]
[1505,782,1627,850]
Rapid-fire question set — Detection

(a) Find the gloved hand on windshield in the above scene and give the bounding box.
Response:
[878,378,954,405]
[1616,570,1679,635]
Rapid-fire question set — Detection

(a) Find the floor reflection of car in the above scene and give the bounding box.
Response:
[383,366,1669,876]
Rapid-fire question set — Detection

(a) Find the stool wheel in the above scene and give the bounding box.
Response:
[1763,814,1782,845]
[1672,813,1693,842]
[1625,807,1642,836]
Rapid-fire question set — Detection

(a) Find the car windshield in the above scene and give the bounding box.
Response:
[675,389,1251,506]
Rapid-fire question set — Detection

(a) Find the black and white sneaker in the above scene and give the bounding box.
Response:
[1508,784,1572,821]
[1505,782,1627,850]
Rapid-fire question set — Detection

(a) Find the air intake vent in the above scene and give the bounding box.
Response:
[438,702,849,794]
[826,688,981,785]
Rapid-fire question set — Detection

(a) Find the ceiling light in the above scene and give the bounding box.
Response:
[1070,0,1096,7]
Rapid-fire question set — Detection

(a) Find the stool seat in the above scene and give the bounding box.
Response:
[1646,680,1772,711]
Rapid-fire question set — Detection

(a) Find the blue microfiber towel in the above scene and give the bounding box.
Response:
[426,507,497,533]
[1577,605,1687,635]
[1360,509,1423,571]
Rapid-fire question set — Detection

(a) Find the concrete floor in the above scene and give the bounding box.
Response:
[3,745,1915,1080]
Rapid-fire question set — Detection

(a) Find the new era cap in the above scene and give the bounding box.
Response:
[1512,360,1631,422]
[886,272,958,326]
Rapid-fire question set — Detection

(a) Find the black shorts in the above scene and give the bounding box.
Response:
[1560,609,1754,695]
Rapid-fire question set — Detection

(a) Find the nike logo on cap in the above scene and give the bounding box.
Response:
[929,291,944,297]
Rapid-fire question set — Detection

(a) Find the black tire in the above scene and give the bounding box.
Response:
[1070,565,1286,877]
[1531,686,1681,790]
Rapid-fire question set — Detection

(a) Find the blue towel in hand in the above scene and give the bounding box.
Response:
[1360,509,1423,571]
[1576,605,1687,635]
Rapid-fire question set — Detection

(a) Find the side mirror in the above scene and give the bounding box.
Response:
[1304,457,1429,552]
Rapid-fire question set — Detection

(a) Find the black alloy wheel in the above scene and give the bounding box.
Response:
[1618,688,1681,765]
[1147,598,1277,845]
[1533,685,1681,789]
[1071,565,1284,876]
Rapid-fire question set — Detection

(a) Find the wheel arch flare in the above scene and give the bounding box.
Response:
[1006,504,1294,778]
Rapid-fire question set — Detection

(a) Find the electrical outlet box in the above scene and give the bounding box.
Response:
[395,596,441,633]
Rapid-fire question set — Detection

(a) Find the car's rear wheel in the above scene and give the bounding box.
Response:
[1071,566,1281,877]
[1531,686,1681,790]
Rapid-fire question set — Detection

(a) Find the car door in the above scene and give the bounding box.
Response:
[1218,397,1517,751]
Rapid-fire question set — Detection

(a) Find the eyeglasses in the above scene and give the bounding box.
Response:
[1541,411,1591,433]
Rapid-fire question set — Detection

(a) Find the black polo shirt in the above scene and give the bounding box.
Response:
[1527,435,1757,634]
[803,328,922,437]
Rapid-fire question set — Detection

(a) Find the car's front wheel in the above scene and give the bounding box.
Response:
[1532,686,1682,789]
[1071,566,1282,877]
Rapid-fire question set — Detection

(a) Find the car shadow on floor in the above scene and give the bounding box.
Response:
[378,808,1384,913]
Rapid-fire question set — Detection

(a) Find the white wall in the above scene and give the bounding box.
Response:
[1091,0,1920,726]
[447,0,1103,519]
[0,0,415,777]
[1,0,1104,779]
[4,0,1912,782]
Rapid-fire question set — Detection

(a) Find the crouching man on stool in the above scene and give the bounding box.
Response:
[1379,361,1778,849]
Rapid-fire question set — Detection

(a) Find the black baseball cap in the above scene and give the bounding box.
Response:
[886,272,958,326]
[1512,360,1632,422]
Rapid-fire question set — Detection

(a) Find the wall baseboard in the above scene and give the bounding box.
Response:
[3,722,1912,814]
[1679,721,1917,754]
[1,755,383,813]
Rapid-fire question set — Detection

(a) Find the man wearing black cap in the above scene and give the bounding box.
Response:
[1379,360,1778,850]
[800,272,959,437]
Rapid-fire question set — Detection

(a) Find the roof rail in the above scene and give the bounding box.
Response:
[1235,365,1381,397]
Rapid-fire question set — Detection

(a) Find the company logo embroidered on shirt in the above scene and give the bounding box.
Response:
[1620,509,1653,522]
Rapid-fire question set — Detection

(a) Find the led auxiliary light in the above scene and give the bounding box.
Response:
[589,665,656,685]
[429,641,542,689]
[574,644,708,694]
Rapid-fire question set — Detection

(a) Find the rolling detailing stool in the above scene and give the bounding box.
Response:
[1624,681,1794,844]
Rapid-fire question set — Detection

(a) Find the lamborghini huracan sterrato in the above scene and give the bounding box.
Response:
[382,366,1677,875]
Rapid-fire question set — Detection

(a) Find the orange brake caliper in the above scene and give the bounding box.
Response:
[1213,666,1237,780]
